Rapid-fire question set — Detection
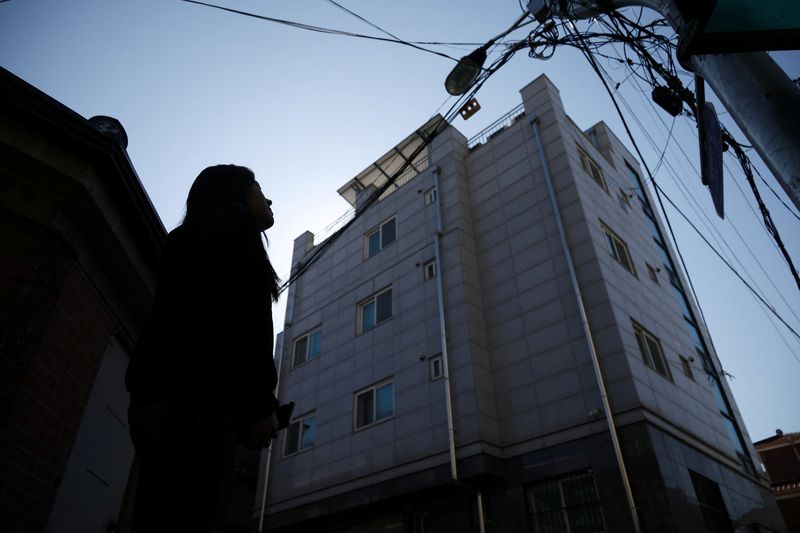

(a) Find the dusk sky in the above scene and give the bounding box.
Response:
[1,0,798,444]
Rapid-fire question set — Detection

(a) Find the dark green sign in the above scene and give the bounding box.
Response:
[682,0,800,54]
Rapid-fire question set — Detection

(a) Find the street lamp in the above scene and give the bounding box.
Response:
[444,45,489,95]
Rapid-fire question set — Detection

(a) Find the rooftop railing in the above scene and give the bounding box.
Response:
[377,157,430,201]
[466,103,525,151]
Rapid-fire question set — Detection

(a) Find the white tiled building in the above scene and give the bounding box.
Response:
[257,75,786,532]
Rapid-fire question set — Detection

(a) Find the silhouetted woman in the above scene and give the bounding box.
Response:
[126,164,283,532]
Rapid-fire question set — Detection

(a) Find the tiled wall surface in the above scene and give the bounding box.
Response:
[265,74,777,530]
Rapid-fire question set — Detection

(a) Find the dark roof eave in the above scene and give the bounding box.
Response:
[0,66,167,263]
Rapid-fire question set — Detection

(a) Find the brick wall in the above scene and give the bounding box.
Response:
[0,209,120,532]
[761,444,800,483]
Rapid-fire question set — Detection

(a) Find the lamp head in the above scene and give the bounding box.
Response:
[445,46,488,95]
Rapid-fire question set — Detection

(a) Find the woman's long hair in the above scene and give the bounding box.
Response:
[183,164,280,301]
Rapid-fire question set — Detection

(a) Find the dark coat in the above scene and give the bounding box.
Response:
[125,206,278,426]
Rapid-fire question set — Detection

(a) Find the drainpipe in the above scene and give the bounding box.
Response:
[258,256,297,531]
[256,333,285,532]
[433,166,459,482]
[530,117,642,533]
[432,166,486,533]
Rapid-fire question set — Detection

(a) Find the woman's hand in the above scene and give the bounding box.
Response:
[251,412,280,448]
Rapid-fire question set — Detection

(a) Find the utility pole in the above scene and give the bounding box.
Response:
[530,0,800,211]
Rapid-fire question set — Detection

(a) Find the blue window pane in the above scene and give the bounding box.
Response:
[376,290,392,323]
[294,336,308,366]
[308,330,322,359]
[646,217,662,243]
[368,231,381,257]
[666,266,681,287]
[642,202,655,221]
[696,347,714,373]
[657,244,672,270]
[301,416,316,449]
[722,416,745,454]
[626,164,646,203]
[604,233,618,259]
[356,390,374,427]
[720,418,753,474]
[706,372,730,414]
[634,329,651,367]
[376,383,394,420]
[673,286,693,321]
[285,421,300,454]
[688,324,705,352]
[362,301,375,332]
[382,219,396,246]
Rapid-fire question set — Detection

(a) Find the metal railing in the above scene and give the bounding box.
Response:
[467,103,525,151]
[304,157,430,254]
[377,157,430,201]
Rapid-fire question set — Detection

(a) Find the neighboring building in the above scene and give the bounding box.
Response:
[0,67,164,532]
[755,430,800,532]
[258,74,786,532]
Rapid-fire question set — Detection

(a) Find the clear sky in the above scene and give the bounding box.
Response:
[1,0,797,443]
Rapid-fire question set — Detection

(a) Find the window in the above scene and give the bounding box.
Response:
[358,287,392,334]
[601,223,636,275]
[365,217,396,258]
[646,263,659,284]
[625,161,646,203]
[354,381,394,429]
[672,284,695,323]
[577,145,608,192]
[689,471,734,533]
[706,370,754,473]
[617,189,631,211]
[632,321,672,380]
[424,187,437,206]
[293,329,322,367]
[680,356,695,380]
[429,355,443,381]
[424,259,437,280]
[527,472,605,533]
[284,413,316,456]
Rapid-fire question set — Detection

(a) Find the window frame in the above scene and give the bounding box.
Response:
[354,380,395,430]
[632,321,673,381]
[617,188,632,211]
[429,355,443,381]
[680,355,695,381]
[283,412,316,457]
[689,471,735,533]
[576,144,609,192]
[357,287,393,334]
[424,187,437,207]
[601,222,637,276]
[292,328,322,367]
[364,217,397,259]
[526,471,606,533]
[423,259,437,281]
[646,263,660,284]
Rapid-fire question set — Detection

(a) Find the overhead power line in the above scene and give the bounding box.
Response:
[604,51,800,328]
[558,20,800,347]
[178,0,462,61]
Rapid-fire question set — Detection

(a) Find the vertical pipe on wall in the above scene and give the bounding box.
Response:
[432,165,459,483]
[433,166,486,533]
[258,253,299,531]
[530,117,641,533]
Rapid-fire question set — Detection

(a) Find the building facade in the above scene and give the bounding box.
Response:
[0,67,165,532]
[258,75,786,532]
[754,430,800,532]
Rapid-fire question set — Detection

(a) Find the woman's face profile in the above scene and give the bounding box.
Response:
[245,181,274,231]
